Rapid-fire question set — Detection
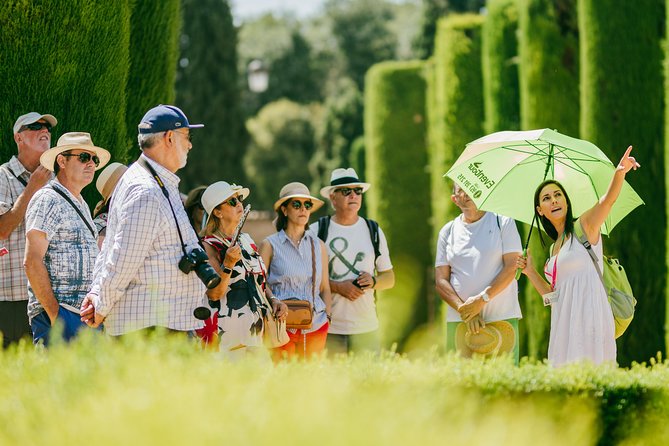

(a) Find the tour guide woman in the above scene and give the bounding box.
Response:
[200,181,287,358]
[260,182,332,360]
[517,146,640,366]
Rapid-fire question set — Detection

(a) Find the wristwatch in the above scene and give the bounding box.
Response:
[481,292,490,303]
[222,266,233,275]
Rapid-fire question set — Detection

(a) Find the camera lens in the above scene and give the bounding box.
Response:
[195,262,221,289]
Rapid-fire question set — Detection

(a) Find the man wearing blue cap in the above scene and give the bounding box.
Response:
[81,105,211,336]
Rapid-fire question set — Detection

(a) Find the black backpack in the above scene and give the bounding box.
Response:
[316,215,381,262]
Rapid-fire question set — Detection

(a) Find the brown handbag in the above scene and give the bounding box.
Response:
[285,238,317,330]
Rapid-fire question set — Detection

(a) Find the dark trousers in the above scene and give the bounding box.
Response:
[326,330,381,356]
[0,300,31,348]
[30,307,88,346]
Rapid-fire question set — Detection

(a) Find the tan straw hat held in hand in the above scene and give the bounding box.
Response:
[455,320,516,358]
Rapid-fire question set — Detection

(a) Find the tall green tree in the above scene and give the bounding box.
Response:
[125,0,181,160]
[579,0,665,365]
[517,0,579,359]
[0,0,131,207]
[176,0,247,191]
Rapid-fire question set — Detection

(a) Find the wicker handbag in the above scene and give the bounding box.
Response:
[285,238,317,330]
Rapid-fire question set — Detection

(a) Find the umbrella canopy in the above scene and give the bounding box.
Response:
[444,129,644,235]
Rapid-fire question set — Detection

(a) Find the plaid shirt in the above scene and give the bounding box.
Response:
[89,154,206,335]
[0,156,32,302]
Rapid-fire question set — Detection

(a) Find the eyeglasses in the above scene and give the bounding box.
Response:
[289,200,313,210]
[20,122,52,133]
[60,152,100,167]
[225,195,244,207]
[172,130,193,142]
[335,187,363,196]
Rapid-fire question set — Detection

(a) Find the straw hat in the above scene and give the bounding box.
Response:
[455,320,516,358]
[201,181,250,215]
[320,167,371,197]
[273,182,324,212]
[40,132,111,172]
[96,162,128,204]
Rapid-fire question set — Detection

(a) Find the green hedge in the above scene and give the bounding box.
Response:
[579,0,665,366]
[365,61,431,348]
[517,0,579,359]
[125,0,181,160]
[482,0,520,133]
[0,0,131,207]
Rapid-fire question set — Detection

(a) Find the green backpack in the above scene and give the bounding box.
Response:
[574,220,636,338]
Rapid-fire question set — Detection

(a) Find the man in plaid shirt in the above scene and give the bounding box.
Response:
[0,112,56,348]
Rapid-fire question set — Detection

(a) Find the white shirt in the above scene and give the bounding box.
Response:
[310,217,393,335]
[89,155,206,335]
[435,212,522,322]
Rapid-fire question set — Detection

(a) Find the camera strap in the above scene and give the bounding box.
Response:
[138,157,189,257]
[49,184,96,239]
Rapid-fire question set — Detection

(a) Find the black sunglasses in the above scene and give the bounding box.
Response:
[336,187,363,196]
[289,200,313,210]
[225,195,244,207]
[20,122,52,133]
[60,152,100,167]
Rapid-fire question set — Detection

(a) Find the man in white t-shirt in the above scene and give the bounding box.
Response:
[435,184,522,362]
[311,168,394,354]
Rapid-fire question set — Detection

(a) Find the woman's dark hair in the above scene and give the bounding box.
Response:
[533,179,574,245]
[275,199,310,232]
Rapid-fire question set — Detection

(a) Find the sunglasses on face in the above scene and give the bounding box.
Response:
[336,187,363,196]
[289,200,313,210]
[225,195,244,207]
[60,152,100,167]
[20,122,52,133]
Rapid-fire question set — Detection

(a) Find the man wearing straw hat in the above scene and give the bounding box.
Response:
[311,167,395,355]
[0,112,57,347]
[434,184,522,363]
[24,132,110,345]
[81,105,210,336]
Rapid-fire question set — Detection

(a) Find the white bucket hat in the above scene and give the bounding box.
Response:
[13,112,58,134]
[40,132,111,172]
[320,167,371,197]
[273,182,324,212]
[201,181,250,215]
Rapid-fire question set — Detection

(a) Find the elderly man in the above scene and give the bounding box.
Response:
[81,105,211,336]
[24,132,110,345]
[311,167,395,355]
[434,184,522,363]
[0,112,56,347]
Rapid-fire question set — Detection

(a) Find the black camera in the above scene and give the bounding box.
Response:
[179,248,221,289]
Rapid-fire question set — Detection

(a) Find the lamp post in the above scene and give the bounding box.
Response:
[247,59,269,93]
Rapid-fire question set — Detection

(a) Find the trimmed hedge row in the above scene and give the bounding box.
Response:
[365,61,431,348]
[0,0,132,206]
[579,0,665,366]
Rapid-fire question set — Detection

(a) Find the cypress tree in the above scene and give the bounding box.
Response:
[517,0,579,359]
[176,0,247,191]
[365,61,431,348]
[125,0,181,160]
[0,0,131,207]
[482,0,520,133]
[579,0,665,365]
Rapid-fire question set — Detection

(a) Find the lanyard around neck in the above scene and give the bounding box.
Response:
[549,231,567,290]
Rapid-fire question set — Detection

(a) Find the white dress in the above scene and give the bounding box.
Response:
[544,233,616,366]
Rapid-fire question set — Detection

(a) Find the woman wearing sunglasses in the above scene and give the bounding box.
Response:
[259,182,332,360]
[199,181,287,358]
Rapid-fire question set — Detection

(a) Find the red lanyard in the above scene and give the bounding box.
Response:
[545,232,566,291]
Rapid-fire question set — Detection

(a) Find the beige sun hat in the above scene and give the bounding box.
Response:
[96,162,128,204]
[273,182,324,212]
[40,132,111,172]
[319,167,371,197]
[201,181,250,215]
[13,112,58,134]
[455,320,516,358]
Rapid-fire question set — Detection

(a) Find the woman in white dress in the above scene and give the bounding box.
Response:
[517,146,639,366]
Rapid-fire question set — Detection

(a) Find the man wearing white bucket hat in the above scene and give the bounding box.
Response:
[0,112,57,347]
[81,105,212,337]
[311,168,395,354]
[24,132,110,345]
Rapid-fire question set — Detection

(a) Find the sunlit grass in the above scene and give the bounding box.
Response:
[1,332,668,445]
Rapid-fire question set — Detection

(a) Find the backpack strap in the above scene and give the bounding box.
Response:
[364,218,381,261]
[574,219,606,290]
[316,215,331,242]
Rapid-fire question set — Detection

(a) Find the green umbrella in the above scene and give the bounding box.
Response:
[444,128,644,235]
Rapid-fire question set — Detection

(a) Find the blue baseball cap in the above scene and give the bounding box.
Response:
[138,104,204,134]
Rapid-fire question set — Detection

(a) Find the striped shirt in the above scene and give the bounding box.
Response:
[266,230,327,333]
[0,156,34,302]
[89,154,206,335]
